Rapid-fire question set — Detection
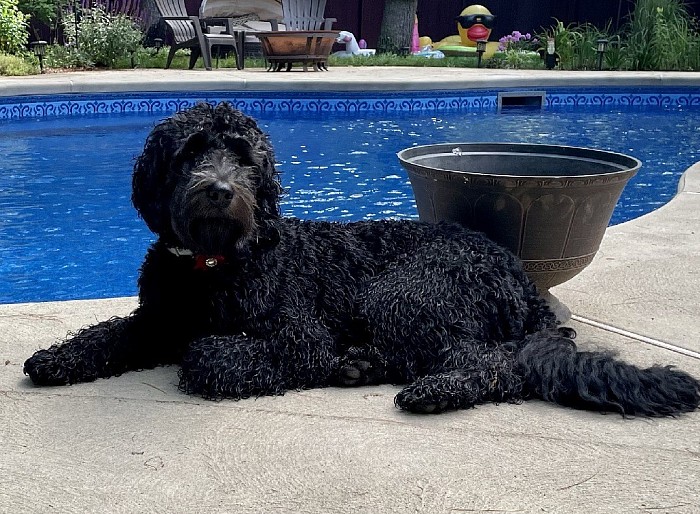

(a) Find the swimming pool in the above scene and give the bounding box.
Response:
[1,87,699,303]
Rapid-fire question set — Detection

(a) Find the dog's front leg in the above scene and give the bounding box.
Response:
[178,334,282,399]
[179,311,339,400]
[24,310,162,386]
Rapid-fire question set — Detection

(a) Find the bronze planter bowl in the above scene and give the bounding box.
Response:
[397,143,641,305]
[256,30,339,72]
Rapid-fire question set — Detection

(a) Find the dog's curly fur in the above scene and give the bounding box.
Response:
[24,102,700,417]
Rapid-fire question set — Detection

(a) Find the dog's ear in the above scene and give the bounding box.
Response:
[173,131,211,164]
[133,128,169,234]
[131,128,213,236]
[221,135,256,166]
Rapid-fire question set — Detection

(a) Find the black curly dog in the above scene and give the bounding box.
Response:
[24,102,700,416]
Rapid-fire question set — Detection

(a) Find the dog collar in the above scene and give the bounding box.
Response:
[167,247,225,270]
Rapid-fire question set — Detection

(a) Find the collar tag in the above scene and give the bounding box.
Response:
[168,247,224,270]
[194,255,225,270]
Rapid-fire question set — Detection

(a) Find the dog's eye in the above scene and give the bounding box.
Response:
[175,159,198,176]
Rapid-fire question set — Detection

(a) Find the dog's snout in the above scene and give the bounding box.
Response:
[206,183,234,207]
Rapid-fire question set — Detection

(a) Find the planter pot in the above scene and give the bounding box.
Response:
[398,143,640,317]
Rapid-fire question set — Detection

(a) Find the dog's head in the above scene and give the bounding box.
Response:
[132,102,282,255]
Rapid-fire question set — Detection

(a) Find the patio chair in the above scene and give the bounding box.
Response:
[154,0,242,71]
[278,0,336,31]
[200,0,334,31]
[199,0,285,59]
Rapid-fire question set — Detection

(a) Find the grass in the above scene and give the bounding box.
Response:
[121,48,486,71]
[2,47,541,74]
[328,54,481,67]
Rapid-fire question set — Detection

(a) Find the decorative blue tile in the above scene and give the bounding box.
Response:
[678,94,700,107]
[1,87,699,120]
[589,94,615,106]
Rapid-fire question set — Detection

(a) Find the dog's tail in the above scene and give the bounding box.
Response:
[516,330,700,417]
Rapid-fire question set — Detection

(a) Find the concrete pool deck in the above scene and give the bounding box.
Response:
[3,66,700,95]
[1,68,700,513]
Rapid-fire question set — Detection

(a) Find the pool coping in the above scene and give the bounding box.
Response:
[2,67,700,97]
[2,68,700,513]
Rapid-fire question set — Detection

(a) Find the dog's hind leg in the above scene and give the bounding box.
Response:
[394,345,524,413]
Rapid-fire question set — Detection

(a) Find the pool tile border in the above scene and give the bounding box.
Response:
[1,87,700,120]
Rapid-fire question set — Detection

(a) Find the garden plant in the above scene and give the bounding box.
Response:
[0,0,28,54]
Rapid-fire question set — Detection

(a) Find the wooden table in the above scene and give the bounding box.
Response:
[256,30,339,72]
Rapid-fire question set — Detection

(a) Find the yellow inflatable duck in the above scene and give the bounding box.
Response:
[431,5,499,59]
[456,4,494,46]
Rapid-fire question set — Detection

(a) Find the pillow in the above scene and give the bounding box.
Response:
[200,0,283,20]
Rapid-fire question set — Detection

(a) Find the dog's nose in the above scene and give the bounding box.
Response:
[206,183,234,207]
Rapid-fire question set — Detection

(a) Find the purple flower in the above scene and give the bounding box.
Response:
[500,30,539,52]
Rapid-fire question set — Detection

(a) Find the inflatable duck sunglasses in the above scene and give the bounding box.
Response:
[456,13,496,30]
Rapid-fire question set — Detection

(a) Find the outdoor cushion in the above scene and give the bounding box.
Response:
[199,0,283,20]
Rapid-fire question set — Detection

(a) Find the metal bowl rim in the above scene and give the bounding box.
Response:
[397,142,642,180]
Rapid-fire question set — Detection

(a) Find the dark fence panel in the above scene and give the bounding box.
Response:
[77,0,154,22]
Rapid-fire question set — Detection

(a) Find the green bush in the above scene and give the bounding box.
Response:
[0,0,29,54]
[537,20,615,70]
[62,6,143,68]
[0,51,35,74]
[45,43,93,69]
[569,23,610,70]
[626,0,700,70]
[603,35,626,70]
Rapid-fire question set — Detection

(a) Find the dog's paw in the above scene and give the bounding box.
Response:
[558,327,577,339]
[24,349,73,386]
[395,383,450,414]
[338,359,374,386]
[336,346,387,387]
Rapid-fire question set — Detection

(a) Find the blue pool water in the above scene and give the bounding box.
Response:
[1,97,699,303]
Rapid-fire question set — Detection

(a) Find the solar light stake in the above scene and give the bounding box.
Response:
[545,37,557,70]
[476,39,487,68]
[31,41,47,73]
[596,39,608,70]
[151,38,163,56]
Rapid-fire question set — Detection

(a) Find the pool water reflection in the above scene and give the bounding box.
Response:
[1,106,698,303]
